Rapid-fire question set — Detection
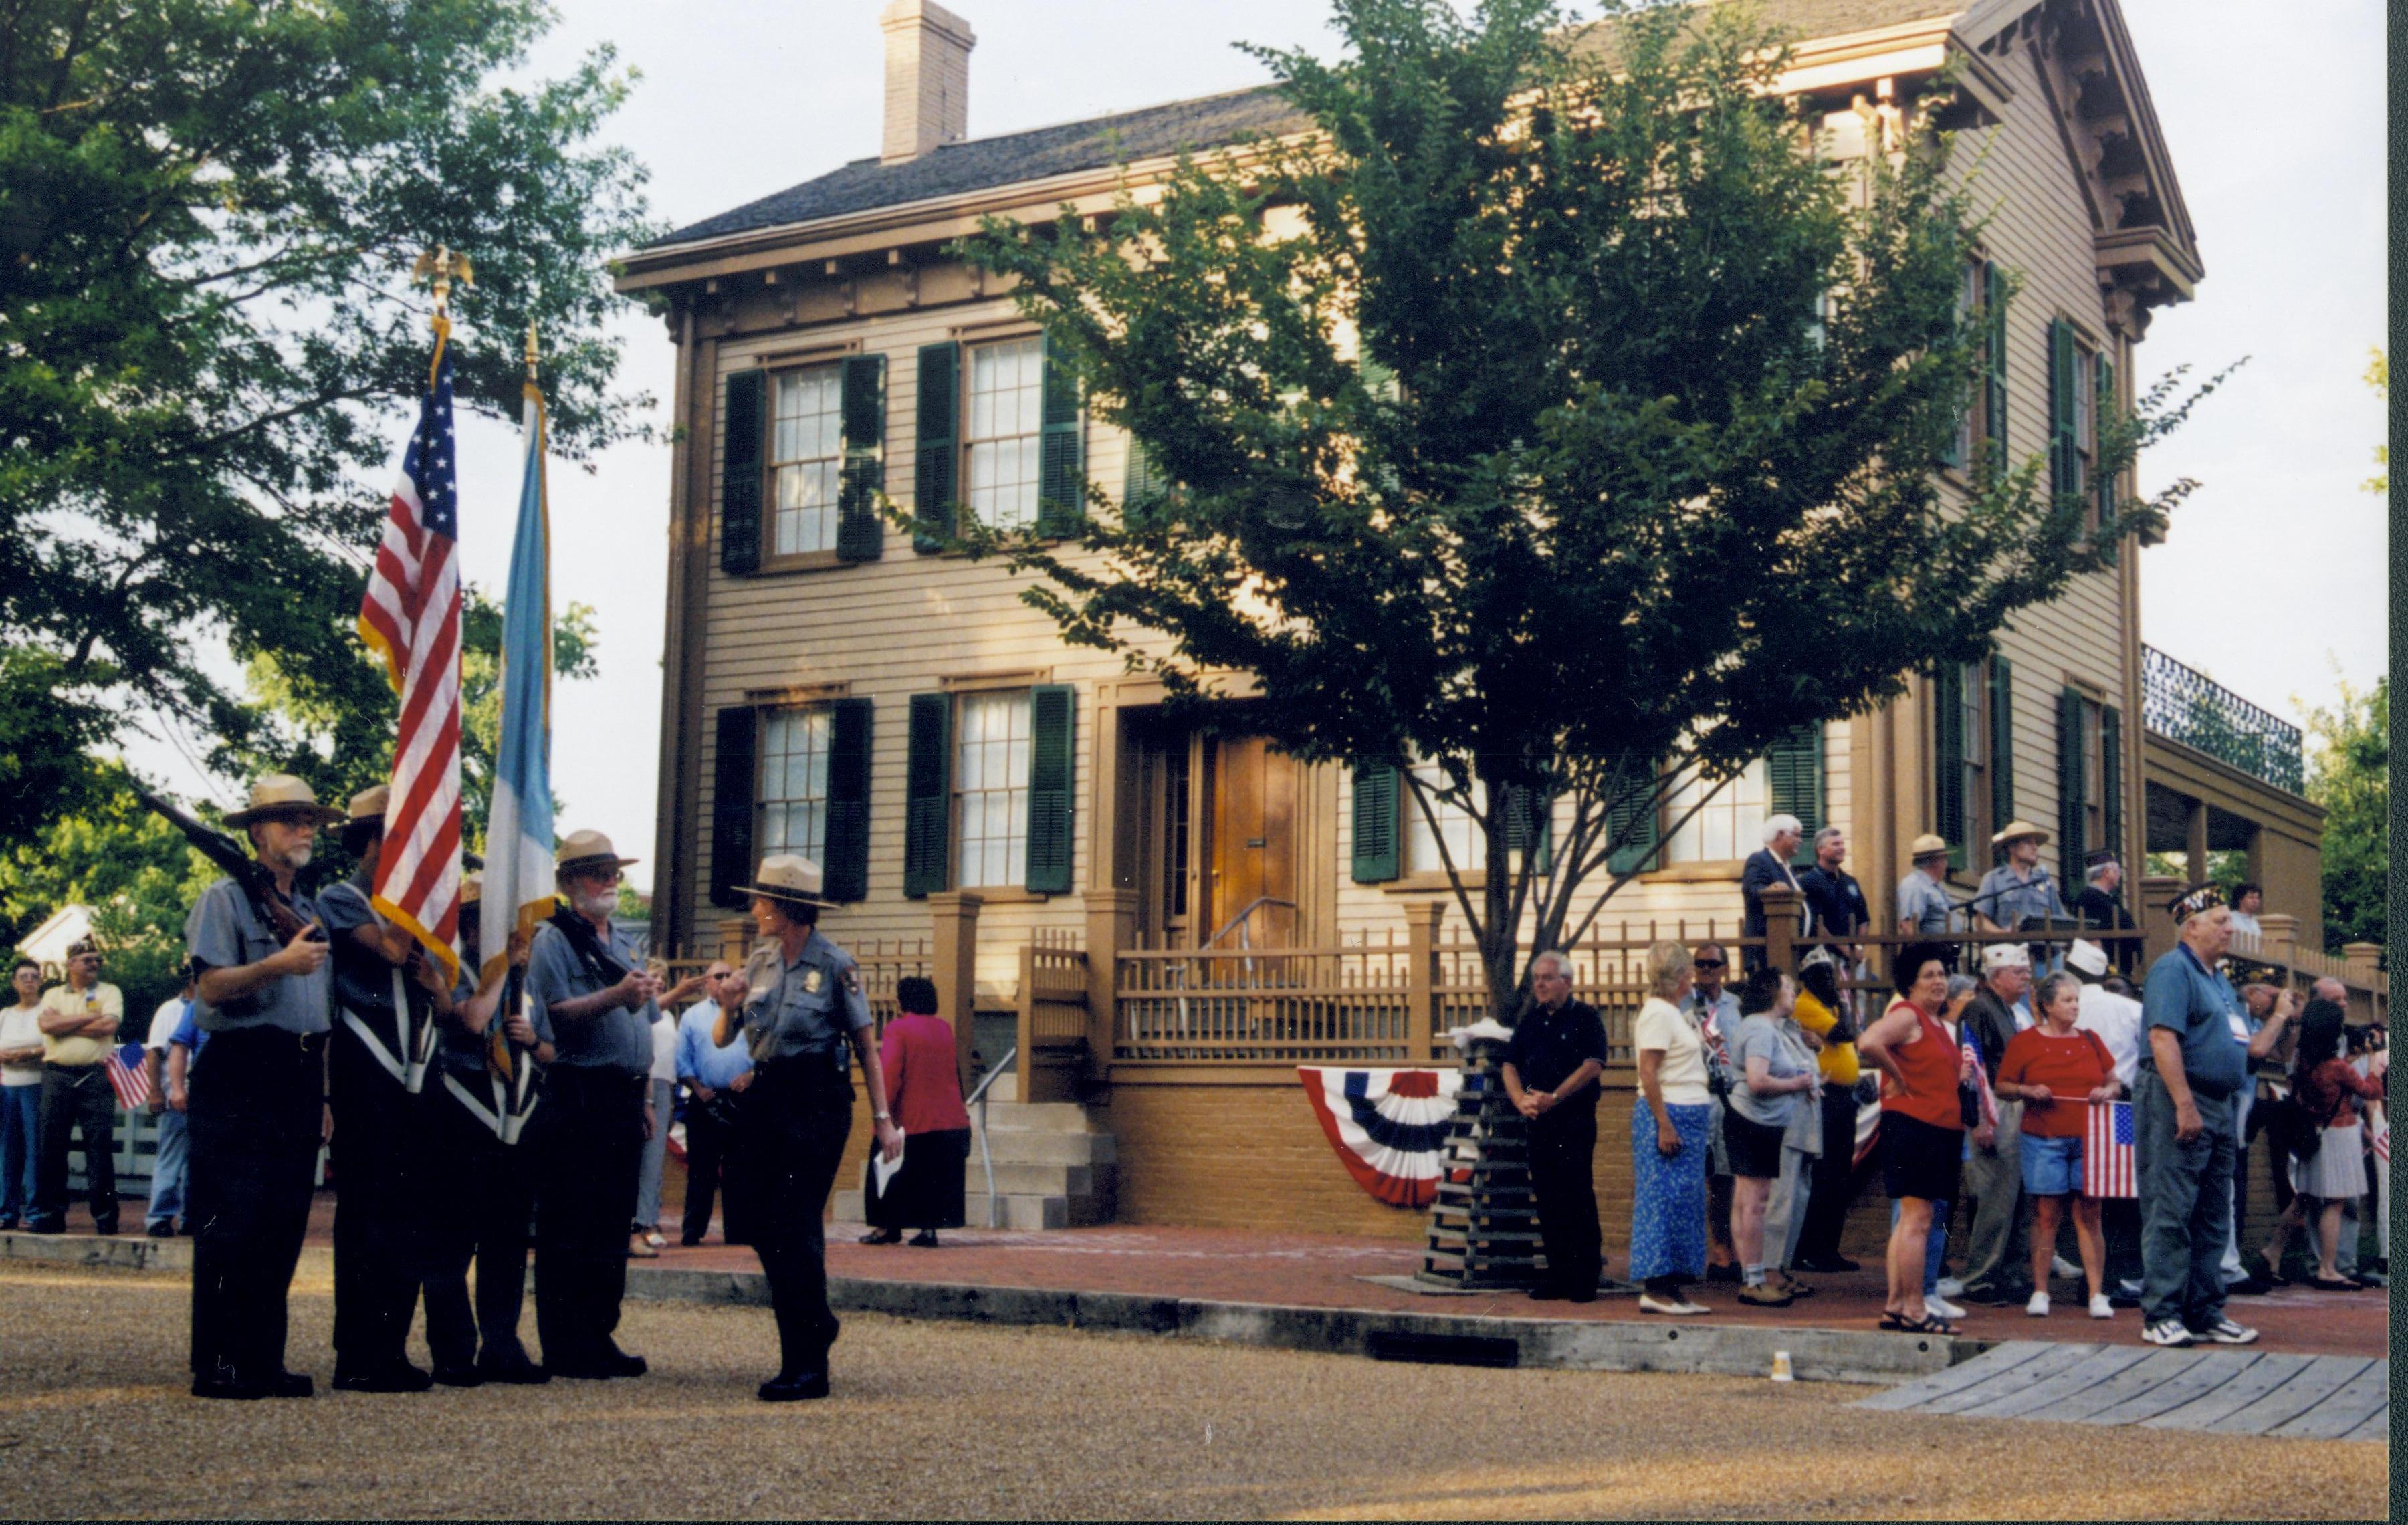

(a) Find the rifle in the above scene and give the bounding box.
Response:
[136,788,324,945]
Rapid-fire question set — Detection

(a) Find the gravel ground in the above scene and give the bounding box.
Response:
[0,1264,2382,1520]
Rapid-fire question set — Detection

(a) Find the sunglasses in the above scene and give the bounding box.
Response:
[1694,958,1726,969]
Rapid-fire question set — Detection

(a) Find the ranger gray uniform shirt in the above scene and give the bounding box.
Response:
[185,876,332,1035]
[1895,870,1955,935]
[1973,862,2066,928]
[526,918,655,1074]
[740,930,872,1072]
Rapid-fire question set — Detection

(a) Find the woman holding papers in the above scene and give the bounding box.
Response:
[861,977,972,1247]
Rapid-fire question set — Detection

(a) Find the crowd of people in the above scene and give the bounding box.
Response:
[1499,815,2387,1343]
[4,772,971,1405]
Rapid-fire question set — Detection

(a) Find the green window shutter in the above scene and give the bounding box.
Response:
[912,342,960,554]
[822,697,873,902]
[835,354,887,562]
[719,369,765,575]
[1123,436,1160,507]
[1501,784,1552,876]
[1349,763,1400,883]
[1933,665,1967,872]
[1036,336,1085,538]
[901,692,952,898]
[1024,684,1076,894]
[2058,687,2087,883]
[1982,262,2008,485]
[1767,724,1825,867]
[1605,755,1663,876]
[710,705,758,910]
[2094,354,2118,565]
[2100,703,2124,868]
[2048,317,2079,499]
[1988,657,2015,858]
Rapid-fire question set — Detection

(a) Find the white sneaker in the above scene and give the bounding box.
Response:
[1638,1293,1709,1316]
[2025,1291,2051,1317]
[1925,1294,1967,1320]
[2050,1254,2082,1281]
[2088,1294,2114,1320]
[1935,1276,1965,1298]
[2141,1319,2196,1347]
[2194,1318,2258,1346]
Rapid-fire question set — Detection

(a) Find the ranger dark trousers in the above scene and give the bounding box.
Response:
[533,1068,645,1367]
[1528,1108,1602,1293]
[329,1032,435,1375]
[422,1088,536,1370]
[679,1099,744,1246]
[32,1063,116,1231]
[741,1058,853,1377]
[1795,1086,1861,1264]
[187,1029,324,1385]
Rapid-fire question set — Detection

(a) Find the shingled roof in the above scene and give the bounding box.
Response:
[645,87,1309,250]
[647,0,1969,253]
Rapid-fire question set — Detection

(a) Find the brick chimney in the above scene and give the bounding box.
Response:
[879,0,975,165]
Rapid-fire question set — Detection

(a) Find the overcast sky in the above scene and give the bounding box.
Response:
[127,0,2390,893]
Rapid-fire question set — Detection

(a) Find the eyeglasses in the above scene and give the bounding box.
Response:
[1694,958,1726,969]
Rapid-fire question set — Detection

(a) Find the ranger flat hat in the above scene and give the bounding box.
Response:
[555,829,637,874]
[746,853,835,909]
[1908,832,1950,860]
[223,774,345,828]
[1990,818,2050,847]
[345,784,390,822]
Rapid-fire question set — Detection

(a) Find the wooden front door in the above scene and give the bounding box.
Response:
[1201,735,1300,949]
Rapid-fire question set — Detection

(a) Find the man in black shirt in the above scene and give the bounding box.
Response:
[1502,951,1608,1302]
[1797,826,1872,955]
[2072,851,2140,978]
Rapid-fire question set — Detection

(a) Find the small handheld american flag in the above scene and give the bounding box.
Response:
[102,1041,151,1112]
[2084,1099,2137,1198]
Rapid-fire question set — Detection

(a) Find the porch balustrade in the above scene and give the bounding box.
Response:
[2143,644,2306,795]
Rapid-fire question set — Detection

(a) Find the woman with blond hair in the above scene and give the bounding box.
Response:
[1630,940,1714,1315]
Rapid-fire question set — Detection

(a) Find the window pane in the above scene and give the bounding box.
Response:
[1662,758,1769,864]
[768,364,843,556]
[966,337,1045,532]
[757,705,830,862]
[956,689,1034,888]
[1404,760,1486,872]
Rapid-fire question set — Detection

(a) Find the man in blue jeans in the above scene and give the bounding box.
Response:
[143,981,195,1236]
[2135,885,2256,1348]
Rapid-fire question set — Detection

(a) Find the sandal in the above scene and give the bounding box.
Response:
[1777,1275,1817,1298]
[858,1228,901,1245]
[1880,1310,1957,1335]
[2306,1274,2359,1292]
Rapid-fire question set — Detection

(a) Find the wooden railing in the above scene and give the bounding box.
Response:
[1018,929,1093,1099]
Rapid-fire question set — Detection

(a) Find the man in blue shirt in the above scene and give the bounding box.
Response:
[673,961,752,1247]
[2135,885,2257,1349]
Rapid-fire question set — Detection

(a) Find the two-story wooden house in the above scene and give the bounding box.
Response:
[616,0,2218,1240]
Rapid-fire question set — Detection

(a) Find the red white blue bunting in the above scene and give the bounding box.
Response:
[1297,1066,1462,1208]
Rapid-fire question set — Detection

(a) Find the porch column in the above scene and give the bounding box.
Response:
[927,891,982,1088]
[2342,943,2383,991]
[1759,885,1803,969]
[1404,901,1443,1058]
[2185,799,2209,880]
[1084,888,1136,1081]
[2254,911,2298,977]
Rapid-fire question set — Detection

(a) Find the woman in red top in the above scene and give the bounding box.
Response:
[859,977,974,1248]
[1858,943,1971,1334]
[1995,972,2120,1318]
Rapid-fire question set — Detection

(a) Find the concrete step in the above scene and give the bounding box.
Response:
[961,1159,1113,1199]
[972,1099,1099,1135]
[976,1127,1116,1167]
[832,1189,1089,1231]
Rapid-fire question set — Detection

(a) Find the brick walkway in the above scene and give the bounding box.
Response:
[53,1196,2386,1359]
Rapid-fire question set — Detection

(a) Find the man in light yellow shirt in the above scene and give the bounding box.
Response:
[30,940,124,1235]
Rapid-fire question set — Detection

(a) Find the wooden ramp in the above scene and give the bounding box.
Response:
[1859,1342,2388,1441]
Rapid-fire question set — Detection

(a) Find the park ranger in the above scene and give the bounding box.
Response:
[183,774,339,1401]
[722,854,901,1402]
[319,784,450,1393]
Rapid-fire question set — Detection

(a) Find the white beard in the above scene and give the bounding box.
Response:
[572,891,614,920]
[285,844,313,870]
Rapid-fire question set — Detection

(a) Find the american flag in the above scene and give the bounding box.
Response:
[102,1041,150,1112]
[2084,1099,2137,1198]
[357,333,463,983]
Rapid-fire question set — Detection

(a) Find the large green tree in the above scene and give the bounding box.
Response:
[2302,674,2385,953]
[0,0,655,846]
[956,0,2219,1018]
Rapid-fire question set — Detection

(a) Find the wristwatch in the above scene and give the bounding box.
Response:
[874,1110,892,1123]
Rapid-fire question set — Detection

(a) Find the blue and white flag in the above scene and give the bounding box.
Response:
[481,376,555,988]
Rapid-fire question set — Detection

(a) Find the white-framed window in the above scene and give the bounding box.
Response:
[965,337,1045,531]
[1662,758,1769,864]
[1949,259,1981,469]
[758,706,831,863]
[1405,760,1486,873]
[769,364,843,556]
[2074,343,2098,487]
[955,689,1031,888]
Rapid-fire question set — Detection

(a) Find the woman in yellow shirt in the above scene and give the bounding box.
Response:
[1791,955,1867,1274]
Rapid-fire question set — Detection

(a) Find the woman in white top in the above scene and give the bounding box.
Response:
[1630,940,1714,1315]
[0,959,47,1228]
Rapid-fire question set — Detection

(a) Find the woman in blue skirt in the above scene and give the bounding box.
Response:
[1630,939,1715,1315]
